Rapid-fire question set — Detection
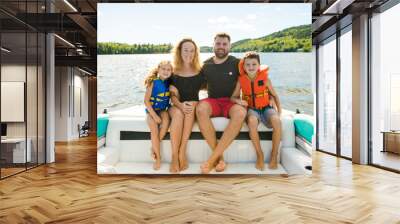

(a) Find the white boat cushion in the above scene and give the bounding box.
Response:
[106,115,295,149]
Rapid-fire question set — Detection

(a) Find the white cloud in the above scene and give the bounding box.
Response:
[225,19,255,31]
[208,16,230,24]
[152,25,174,31]
[208,16,255,32]
[246,14,257,20]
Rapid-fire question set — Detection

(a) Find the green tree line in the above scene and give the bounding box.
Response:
[98,24,311,54]
[98,43,173,54]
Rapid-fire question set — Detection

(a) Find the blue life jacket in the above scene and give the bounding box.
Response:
[147,78,170,112]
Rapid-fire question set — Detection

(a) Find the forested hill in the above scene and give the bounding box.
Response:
[230,24,311,52]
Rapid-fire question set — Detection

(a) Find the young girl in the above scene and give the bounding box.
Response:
[144,61,173,170]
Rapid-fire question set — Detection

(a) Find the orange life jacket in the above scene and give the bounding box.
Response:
[238,59,270,109]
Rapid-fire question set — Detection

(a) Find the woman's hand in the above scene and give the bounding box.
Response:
[182,101,194,114]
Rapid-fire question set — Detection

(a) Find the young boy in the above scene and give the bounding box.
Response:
[230,51,282,170]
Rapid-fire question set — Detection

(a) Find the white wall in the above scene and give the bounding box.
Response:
[1,82,25,122]
[1,65,25,127]
[55,66,69,141]
[1,65,40,138]
[75,71,89,139]
[1,62,46,164]
[55,67,89,141]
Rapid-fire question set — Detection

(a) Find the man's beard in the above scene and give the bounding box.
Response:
[214,48,229,59]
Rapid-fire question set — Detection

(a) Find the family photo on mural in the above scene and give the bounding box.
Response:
[97,3,314,175]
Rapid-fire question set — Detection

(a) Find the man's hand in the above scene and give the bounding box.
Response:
[236,99,248,107]
[269,97,277,109]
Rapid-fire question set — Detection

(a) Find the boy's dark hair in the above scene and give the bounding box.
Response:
[243,51,260,64]
[214,32,231,42]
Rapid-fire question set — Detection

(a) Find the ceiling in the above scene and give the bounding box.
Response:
[1,0,97,75]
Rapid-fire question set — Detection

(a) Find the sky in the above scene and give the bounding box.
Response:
[98,3,311,46]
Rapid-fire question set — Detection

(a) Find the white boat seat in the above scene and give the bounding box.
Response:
[98,106,310,175]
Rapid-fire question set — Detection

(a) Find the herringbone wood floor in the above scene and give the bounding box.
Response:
[1,135,400,223]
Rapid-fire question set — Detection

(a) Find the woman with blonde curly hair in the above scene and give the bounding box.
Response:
[168,38,204,173]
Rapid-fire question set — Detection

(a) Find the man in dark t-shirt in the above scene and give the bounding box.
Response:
[197,33,247,174]
[201,55,239,101]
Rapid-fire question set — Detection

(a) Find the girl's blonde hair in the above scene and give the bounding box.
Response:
[144,60,172,87]
[172,38,202,74]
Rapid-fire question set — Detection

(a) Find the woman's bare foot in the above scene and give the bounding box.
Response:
[179,153,188,171]
[153,158,161,170]
[170,154,179,173]
[200,161,213,174]
[170,162,179,173]
[255,152,265,171]
[150,149,156,160]
[215,160,226,172]
[268,156,278,169]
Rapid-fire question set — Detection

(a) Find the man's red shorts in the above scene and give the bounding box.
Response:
[200,97,235,118]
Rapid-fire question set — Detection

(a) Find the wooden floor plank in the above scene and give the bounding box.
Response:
[0,135,399,223]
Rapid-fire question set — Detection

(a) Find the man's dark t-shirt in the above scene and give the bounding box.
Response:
[200,55,240,98]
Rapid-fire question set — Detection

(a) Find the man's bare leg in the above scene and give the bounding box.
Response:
[196,101,223,169]
[247,115,265,170]
[168,106,184,173]
[201,105,246,173]
[268,115,281,169]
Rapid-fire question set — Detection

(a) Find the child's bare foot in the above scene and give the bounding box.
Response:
[179,153,188,171]
[268,157,278,169]
[215,160,226,172]
[170,154,179,173]
[256,152,265,170]
[153,159,161,170]
[200,161,213,174]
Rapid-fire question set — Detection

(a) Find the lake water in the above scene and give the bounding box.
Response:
[98,53,314,115]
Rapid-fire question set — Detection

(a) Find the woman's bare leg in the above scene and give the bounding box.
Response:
[168,106,184,173]
[178,103,197,171]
